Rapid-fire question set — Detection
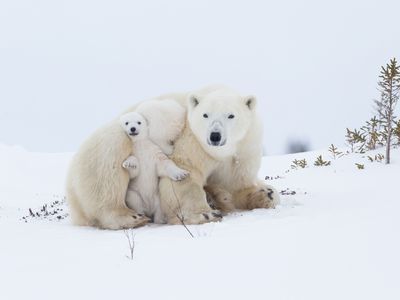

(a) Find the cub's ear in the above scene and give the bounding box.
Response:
[188,94,200,109]
[243,95,257,110]
[118,114,129,126]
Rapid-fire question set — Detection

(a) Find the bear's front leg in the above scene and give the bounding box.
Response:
[159,172,222,225]
[232,181,279,210]
[204,184,235,214]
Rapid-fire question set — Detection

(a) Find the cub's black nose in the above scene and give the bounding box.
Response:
[130,127,136,133]
[210,132,221,142]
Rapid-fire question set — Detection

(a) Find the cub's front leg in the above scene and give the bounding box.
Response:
[122,155,140,179]
[156,153,189,181]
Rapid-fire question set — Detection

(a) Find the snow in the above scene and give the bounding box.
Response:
[0,144,399,300]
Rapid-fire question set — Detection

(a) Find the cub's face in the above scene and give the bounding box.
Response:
[119,112,148,140]
[187,91,256,158]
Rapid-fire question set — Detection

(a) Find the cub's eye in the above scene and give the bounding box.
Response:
[137,121,141,125]
[125,122,129,125]
[203,113,208,118]
[228,114,235,119]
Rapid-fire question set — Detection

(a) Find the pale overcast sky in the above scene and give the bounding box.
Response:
[0,0,399,154]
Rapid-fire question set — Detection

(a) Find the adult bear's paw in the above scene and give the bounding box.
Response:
[250,184,280,209]
[235,183,280,210]
[170,209,223,225]
[99,207,150,230]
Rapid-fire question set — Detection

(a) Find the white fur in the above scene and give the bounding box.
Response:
[120,112,189,224]
[66,99,187,229]
[187,89,256,159]
[66,121,150,230]
[66,85,278,228]
[157,85,280,224]
[136,99,186,155]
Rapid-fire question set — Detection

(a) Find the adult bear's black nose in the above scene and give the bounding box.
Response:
[210,132,221,143]
[130,127,136,133]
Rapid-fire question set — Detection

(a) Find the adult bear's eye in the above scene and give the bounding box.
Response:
[137,121,141,125]
[203,113,208,118]
[228,114,235,119]
[125,122,129,125]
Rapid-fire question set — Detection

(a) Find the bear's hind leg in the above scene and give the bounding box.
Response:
[125,190,145,214]
[67,186,89,226]
[152,194,166,224]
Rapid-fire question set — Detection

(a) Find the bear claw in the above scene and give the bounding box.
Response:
[211,211,222,218]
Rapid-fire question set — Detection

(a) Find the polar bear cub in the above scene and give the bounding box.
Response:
[119,111,189,223]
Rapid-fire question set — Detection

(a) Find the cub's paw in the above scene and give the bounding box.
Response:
[122,156,139,170]
[168,166,189,181]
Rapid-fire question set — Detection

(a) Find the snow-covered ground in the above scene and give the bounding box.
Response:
[0,144,399,300]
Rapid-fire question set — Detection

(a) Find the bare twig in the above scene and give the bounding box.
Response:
[124,229,135,260]
[168,180,194,238]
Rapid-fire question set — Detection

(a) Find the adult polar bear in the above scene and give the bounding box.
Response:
[66,85,279,229]
[155,85,279,224]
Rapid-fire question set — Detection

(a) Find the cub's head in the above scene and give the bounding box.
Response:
[187,88,257,158]
[119,112,148,140]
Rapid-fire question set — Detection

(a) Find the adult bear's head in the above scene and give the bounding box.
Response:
[187,87,257,159]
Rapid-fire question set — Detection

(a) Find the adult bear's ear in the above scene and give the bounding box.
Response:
[243,95,257,110]
[188,94,200,109]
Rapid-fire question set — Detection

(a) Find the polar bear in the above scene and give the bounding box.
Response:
[155,86,280,224]
[67,86,279,229]
[66,99,187,229]
[119,111,189,223]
